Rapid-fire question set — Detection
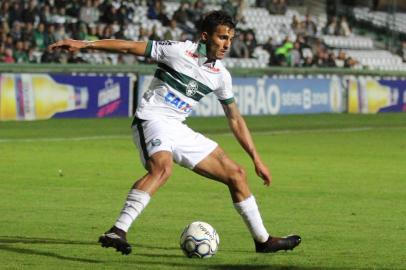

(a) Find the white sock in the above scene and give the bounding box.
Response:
[233,195,270,243]
[114,189,151,232]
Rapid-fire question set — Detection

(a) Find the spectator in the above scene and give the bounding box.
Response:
[51,7,69,25]
[274,39,293,66]
[235,0,247,23]
[324,16,339,35]
[44,23,57,47]
[262,37,276,65]
[0,22,10,43]
[147,0,169,26]
[53,23,70,41]
[0,2,11,25]
[32,23,46,50]
[268,0,287,15]
[163,19,182,41]
[172,1,196,36]
[148,25,161,41]
[80,0,100,24]
[189,0,206,28]
[21,22,34,43]
[10,21,22,41]
[13,40,29,63]
[245,30,257,57]
[8,2,23,25]
[338,16,351,36]
[138,26,149,42]
[302,55,314,67]
[291,15,302,34]
[86,24,99,41]
[222,0,238,20]
[344,57,358,68]
[148,0,157,20]
[114,25,126,40]
[100,4,119,24]
[256,0,267,8]
[326,52,337,67]
[39,4,52,24]
[76,23,88,40]
[0,43,6,60]
[67,50,86,63]
[117,5,131,25]
[302,14,317,38]
[230,30,249,58]
[4,33,14,50]
[290,41,302,67]
[101,24,114,39]
[313,50,329,67]
[2,48,15,63]
[66,0,81,18]
[335,51,346,67]
[22,0,38,24]
[27,47,39,63]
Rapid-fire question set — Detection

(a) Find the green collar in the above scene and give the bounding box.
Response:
[197,42,207,56]
[197,41,217,66]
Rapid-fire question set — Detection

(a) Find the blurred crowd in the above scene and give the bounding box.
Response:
[257,13,358,68]
[0,0,359,68]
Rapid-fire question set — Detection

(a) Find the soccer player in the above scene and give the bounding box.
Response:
[48,11,301,255]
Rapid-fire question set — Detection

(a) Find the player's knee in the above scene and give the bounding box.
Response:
[227,166,247,188]
[150,164,172,183]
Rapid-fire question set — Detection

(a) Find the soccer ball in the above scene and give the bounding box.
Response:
[180,221,220,258]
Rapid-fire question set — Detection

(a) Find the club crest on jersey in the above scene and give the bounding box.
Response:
[186,80,198,97]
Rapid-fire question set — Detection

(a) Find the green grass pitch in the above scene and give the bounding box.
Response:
[0,113,405,270]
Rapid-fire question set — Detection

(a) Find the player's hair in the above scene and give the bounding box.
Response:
[199,11,236,34]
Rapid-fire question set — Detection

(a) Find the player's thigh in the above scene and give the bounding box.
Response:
[146,150,173,176]
[132,119,174,168]
[193,146,246,185]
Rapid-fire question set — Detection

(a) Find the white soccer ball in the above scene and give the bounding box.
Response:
[180,221,220,258]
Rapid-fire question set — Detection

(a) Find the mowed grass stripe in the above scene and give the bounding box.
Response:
[1,126,405,143]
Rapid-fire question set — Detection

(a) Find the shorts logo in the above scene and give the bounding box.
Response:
[186,80,198,97]
[150,138,161,146]
[151,139,161,146]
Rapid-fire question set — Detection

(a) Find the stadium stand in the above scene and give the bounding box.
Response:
[0,0,405,71]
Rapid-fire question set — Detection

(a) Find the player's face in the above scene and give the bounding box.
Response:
[204,25,235,60]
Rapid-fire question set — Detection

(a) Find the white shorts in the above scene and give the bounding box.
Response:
[132,118,218,169]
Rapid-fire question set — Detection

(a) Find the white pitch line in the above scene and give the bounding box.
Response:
[1,126,404,143]
[0,135,130,143]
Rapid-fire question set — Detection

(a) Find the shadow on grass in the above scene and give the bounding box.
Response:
[0,245,101,263]
[0,235,96,245]
[0,236,101,264]
[117,258,398,270]
[0,236,398,270]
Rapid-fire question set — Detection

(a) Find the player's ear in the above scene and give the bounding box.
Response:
[200,32,208,43]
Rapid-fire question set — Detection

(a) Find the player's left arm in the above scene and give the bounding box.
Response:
[222,102,272,186]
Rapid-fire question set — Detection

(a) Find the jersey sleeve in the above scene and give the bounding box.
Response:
[214,69,235,105]
[144,40,180,63]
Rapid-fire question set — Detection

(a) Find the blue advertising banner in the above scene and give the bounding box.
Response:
[51,74,132,118]
[347,77,406,113]
[379,79,406,112]
[137,75,343,116]
[0,73,133,121]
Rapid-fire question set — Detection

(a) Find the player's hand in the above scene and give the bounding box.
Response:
[254,159,272,186]
[48,39,87,52]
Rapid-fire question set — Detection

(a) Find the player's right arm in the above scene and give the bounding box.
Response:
[47,39,149,56]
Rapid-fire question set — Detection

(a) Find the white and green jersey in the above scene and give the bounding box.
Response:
[134,40,235,122]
